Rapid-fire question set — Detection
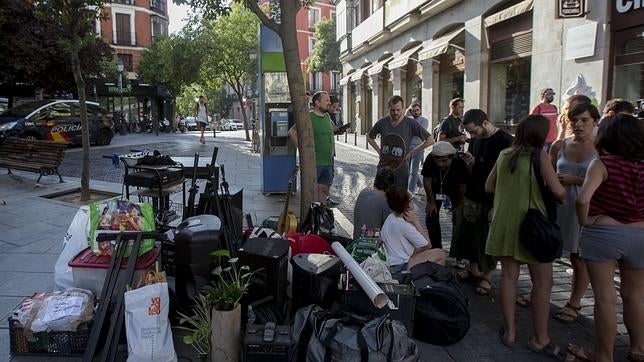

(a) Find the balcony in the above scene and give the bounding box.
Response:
[113,31,136,46]
[150,0,166,14]
[351,6,385,50]
[111,0,134,4]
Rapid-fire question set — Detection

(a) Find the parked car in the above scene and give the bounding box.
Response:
[0,100,114,146]
[179,116,211,132]
[222,119,244,131]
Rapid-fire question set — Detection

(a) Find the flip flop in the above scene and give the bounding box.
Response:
[527,340,565,361]
[566,344,596,361]
[499,327,515,348]
[516,294,531,308]
[554,302,581,323]
[475,277,492,296]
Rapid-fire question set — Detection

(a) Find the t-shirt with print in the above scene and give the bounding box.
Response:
[531,103,558,143]
[380,213,428,266]
[421,155,468,201]
[311,111,334,166]
[439,114,465,149]
[465,129,513,206]
[368,116,430,185]
[353,188,391,239]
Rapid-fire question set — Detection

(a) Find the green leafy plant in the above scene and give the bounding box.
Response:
[177,293,213,357]
[207,249,254,311]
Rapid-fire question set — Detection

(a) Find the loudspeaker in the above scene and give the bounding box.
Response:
[243,323,292,361]
[173,215,222,307]
[291,253,342,311]
[238,238,289,313]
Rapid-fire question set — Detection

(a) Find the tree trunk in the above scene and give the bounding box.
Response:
[279,11,315,219]
[70,39,91,201]
[234,89,251,142]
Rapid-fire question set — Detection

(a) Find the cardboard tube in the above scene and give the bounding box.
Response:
[331,242,389,309]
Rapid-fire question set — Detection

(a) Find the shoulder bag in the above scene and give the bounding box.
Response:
[519,150,563,263]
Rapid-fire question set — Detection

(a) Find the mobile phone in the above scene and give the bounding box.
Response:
[335,122,352,134]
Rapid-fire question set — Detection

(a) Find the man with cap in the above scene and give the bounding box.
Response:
[530,87,558,150]
[421,141,468,249]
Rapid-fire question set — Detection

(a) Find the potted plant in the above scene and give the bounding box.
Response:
[177,294,213,359]
[208,250,254,362]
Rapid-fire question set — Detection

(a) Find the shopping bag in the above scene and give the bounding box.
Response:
[54,207,90,290]
[124,282,177,362]
[88,199,155,256]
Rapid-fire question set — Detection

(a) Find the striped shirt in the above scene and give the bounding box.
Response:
[589,154,644,223]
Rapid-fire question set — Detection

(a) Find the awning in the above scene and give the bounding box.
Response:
[419,27,465,60]
[388,44,424,69]
[350,64,372,82]
[339,72,353,86]
[367,54,394,76]
[484,0,533,27]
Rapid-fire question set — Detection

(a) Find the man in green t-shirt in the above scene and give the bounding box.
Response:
[289,91,335,203]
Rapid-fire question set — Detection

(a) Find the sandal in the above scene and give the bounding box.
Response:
[499,327,515,348]
[516,294,531,308]
[554,302,581,323]
[527,340,565,360]
[628,351,644,361]
[475,277,492,296]
[456,269,477,282]
[566,344,596,361]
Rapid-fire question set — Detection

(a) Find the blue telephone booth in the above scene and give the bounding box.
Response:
[260,105,297,193]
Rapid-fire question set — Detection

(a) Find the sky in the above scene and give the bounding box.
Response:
[168,2,192,34]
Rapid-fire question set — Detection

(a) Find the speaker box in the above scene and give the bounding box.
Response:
[173,215,222,307]
[238,238,289,314]
[243,323,292,361]
[291,253,342,311]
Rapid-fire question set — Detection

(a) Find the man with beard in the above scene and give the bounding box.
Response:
[289,91,335,203]
[530,88,558,150]
[368,95,434,188]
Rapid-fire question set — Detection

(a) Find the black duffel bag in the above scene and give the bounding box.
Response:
[409,262,470,346]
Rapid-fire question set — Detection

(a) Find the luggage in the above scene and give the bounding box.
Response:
[409,262,470,346]
[292,305,419,362]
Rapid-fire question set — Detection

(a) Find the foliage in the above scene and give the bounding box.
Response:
[206,249,254,312]
[177,294,213,357]
[0,0,111,93]
[306,17,341,73]
[176,83,205,117]
[198,3,259,141]
[137,33,203,97]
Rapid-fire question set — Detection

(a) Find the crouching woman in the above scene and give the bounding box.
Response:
[380,187,446,273]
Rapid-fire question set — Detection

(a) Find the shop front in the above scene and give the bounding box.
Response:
[610,1,644,111]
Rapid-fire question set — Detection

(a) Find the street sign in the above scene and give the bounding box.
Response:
[558,0,585,18]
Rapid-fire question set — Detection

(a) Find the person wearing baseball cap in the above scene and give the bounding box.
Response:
[420,141,468,249]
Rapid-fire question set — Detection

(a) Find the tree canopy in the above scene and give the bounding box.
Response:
[306,17,341,73]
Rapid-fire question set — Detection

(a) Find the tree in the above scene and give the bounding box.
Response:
[199,4,258,141]
[306,17,341,73]
[34,0,106,201]
[178,0,317,219]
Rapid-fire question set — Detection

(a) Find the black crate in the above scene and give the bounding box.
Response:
[9,316,92,356]
[338,282,416,333]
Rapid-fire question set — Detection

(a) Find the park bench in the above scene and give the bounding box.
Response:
[0,137,68,184]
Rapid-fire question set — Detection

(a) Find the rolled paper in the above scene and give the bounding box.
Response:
[331,242,390,309]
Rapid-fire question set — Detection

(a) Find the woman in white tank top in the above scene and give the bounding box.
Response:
[194,95,208,144]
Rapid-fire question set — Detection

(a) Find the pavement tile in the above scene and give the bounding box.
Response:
[0,273,53,297]
[0,297,26,326]
[0,254,58,273]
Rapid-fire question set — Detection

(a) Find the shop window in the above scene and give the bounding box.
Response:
[489,57,531,125]
[439,72,464,117]
[613,33,644,106]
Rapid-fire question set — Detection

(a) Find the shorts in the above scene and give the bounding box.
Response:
[316,165,334,186]
[580,225,644,268]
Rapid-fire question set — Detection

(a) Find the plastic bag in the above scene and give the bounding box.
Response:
[14,288,94,333]
[124,282,177,362]
[88,199,155,256]
[361,256,394,283]
[298,202,335,234]
[54,207,90,290]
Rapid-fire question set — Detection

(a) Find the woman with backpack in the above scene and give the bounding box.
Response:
[484,115,566,357]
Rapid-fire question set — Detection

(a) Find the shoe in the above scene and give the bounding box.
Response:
[527,340,565,361]
[566,344,595,361]
[554,302,581,323]
[455,259,468,269]
[516,294,531,308]
[475,277,492,296]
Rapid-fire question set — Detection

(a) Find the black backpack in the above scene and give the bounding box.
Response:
[408,262,470,346]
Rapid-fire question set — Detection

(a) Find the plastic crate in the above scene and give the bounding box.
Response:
[69,246,160,295]
[9,316,92,356]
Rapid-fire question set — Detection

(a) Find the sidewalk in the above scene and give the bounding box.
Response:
[0,130,631,361]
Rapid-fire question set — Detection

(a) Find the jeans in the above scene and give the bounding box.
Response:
[408,150,424,192]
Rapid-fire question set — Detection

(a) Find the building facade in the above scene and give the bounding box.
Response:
[336,0,643,135]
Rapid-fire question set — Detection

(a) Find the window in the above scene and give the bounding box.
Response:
[489,57,531,125]
[309,8,320,29]
[331,71,341,91]
[117,54,133,71]
[330,11,336,21]
[150,0,166,14]
[309,72,322,92]
[114,13,132,45]
[308,37,316,55]
[48,103,73,118]
[151,16,168,42]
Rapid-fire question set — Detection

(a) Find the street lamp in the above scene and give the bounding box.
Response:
[116,59,126,135]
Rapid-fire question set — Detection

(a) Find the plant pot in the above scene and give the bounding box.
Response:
[211,303,241,362]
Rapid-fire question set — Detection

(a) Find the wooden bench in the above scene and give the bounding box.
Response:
[0,137,68,183]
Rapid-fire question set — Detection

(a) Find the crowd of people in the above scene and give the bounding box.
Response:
[292,90,642,361]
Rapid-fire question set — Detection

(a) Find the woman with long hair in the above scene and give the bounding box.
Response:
[549,102,599,323]
[485,115,566,357]
[568,114,644,362]
[380,187,446,272]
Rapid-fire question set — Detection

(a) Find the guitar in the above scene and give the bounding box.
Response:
[276,166,299,235]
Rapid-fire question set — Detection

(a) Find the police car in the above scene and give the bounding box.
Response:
[0,100,114,146]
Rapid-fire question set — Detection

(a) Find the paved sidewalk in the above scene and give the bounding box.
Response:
[0,130,631,361]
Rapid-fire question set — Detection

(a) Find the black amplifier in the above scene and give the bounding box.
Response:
[124,168,183,188]
[243,323,293,362]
